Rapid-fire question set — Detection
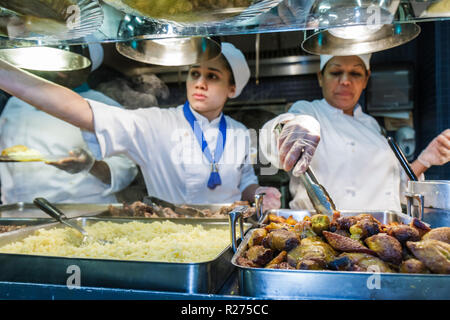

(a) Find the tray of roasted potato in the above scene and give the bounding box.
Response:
[231,209,449,299]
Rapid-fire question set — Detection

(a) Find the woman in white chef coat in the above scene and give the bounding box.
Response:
[260,54,450,212]
[0,44,138,204]
[0,42,281,209]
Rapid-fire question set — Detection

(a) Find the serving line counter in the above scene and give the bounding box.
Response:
[0,204,448,300]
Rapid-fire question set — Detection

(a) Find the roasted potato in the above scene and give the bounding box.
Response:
[385,223,420,243]
[407,240,450,274]
[323,231,376,255]
[365,233,403,265]
[263,229,300,252]
[399,258,430,274]
[248,228,267,247]
[245,245,274,266]
[311,214,330,235]
[422,227,450,244]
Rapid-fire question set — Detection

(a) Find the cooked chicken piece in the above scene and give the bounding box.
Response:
[287,237,336,269]
[293,220,317,239]
[265,251,287,268]
[323,231,376,255]
[399,259,430,274]
[248,228,268,247]
[311,214,330,235]
[335,215,358,231]
[263,229,300,252]
[365,233,403,265]
[422,227,450,244]
[268,213,287,224]
[333,253,394,273]
[236,256,260,268]
[410,218,431,238]
[264,222,290,232]
[245,245,274,266]
[384,223,421,243]
[349,214,381,241]
[285,215,298,226]
[407,240,450,274]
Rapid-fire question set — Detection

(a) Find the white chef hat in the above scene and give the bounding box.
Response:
[320,54,372,71]
[221,42,250,98]
[87,43,104,72]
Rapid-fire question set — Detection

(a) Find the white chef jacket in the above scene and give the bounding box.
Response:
[83,100,258,204]
[0,90,138,204]
[260,98,411,212]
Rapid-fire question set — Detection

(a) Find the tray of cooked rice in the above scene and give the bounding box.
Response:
[0,217,249,293]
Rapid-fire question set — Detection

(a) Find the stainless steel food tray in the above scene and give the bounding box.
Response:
[0,202,116,218]
[231,209,450,300]
[0,217,52,229]
[0,217,247,294]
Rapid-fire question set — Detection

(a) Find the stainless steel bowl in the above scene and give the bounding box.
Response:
[0,47,91,88]
[116,36,221,66]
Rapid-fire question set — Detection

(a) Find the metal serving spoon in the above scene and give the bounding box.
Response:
[33,197,112,245]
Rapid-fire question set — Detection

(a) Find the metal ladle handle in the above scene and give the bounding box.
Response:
[228,206,247,253]
[405,192,424,220]
[254,193,265,222]
[33,197,68,222]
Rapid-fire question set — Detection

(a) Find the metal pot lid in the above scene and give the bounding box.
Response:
[116,36,221,66]
[301,23,421,55]
[407,180,450,210]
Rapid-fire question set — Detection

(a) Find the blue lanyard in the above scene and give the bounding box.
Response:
[183,101,227,190]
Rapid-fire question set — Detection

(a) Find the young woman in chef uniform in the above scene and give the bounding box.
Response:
[0,42,281,209]
[260,54,450,212]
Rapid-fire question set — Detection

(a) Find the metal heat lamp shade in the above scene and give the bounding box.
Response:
[116,36,221,66]
[0,46,91,88]
[302,22,421,55]
[301,0,420,55]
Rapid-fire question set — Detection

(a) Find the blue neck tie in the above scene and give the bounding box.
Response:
[183,101,227,190]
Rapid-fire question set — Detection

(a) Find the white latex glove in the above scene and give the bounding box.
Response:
[417,129,450,168]
[277,116,321,176]
[46,148,95,174]
[255,186,282,211]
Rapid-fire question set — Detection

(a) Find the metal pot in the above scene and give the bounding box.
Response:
[405,180,450,227]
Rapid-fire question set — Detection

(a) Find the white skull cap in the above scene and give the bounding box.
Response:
[320,54,372,71]
[87,43,104,72]
[220,42,250,98]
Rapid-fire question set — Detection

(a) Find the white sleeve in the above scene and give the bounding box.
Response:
[84,99,158,164]
[101,155,138,195]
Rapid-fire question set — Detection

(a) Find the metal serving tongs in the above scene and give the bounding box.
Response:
[33,197,112,245]
[298,168,337,216]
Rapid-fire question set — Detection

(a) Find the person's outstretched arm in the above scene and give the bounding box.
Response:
[0,59,94,131]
